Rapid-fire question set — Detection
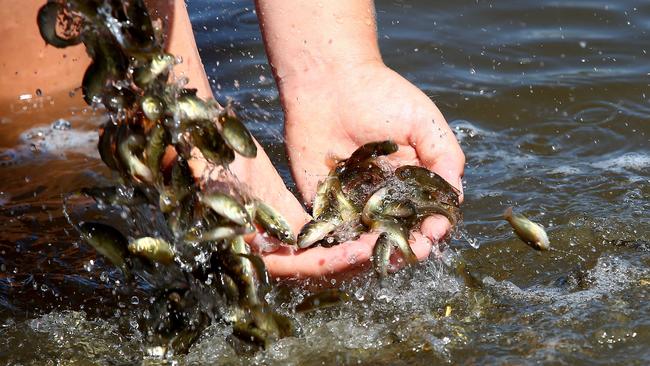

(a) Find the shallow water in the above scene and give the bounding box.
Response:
[1,0,649,364]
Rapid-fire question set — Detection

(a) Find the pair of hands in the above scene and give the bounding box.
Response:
[192,61,465,279]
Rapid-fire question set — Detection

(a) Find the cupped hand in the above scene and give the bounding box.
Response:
[260,61,465,278]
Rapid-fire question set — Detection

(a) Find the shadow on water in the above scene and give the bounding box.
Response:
[1,0,649,364]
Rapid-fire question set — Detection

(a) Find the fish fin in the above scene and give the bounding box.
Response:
[503,206,513,221]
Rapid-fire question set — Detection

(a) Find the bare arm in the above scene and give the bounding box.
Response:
[255,0,382,84]
[254,0,466,277]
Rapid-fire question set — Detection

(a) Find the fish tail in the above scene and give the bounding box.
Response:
[503,206,513,221]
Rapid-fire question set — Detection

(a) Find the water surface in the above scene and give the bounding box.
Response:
[1,0,649,364]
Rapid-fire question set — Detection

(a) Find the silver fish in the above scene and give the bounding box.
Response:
[128,237,175,265]
[200,192,251,226]
[503,207,550,251]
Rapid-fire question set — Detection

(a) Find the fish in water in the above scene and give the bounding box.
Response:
[503,207,550,251]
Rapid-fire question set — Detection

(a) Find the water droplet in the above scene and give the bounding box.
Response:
[51,119,72,130]
[579,41,587,48]
[131,296,140,305]
[35,89,42,97]
[354,288,365,301]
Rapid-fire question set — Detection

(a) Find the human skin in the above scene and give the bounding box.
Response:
[1,0,464,279]
[255,0,465,277]
[0,0,309,254]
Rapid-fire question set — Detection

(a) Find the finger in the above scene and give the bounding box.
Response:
[409,232,435,261]
[412,108,466,202]
[419,214,453,244]
[262,233,379,278]
[386,232,433,273]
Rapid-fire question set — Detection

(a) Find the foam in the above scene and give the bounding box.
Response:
[0,123,98,166]
[592,152,650,172]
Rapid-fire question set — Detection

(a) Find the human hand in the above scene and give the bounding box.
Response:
[260,61,465,278]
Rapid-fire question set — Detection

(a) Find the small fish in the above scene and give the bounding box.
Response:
[128,237,175,265]
[158,187,179,214]
[219,114,257,158]
[118,134,153,183]
[141,95,165,121]
[411,186,461,226]
[396,165,460,197]
[254,202,296,245]
[184,224,252,243]
[122,0,157,52]
[78,222,130,278]
[372,232,392,278]
[345,140,398,167]
[297,220,339,249]
[227,236,260,306]
[271,312,294,338]
[337,159,389,208]
[170,157,194,203]
[167,196,195,237]
[82,61,108,106]
[175,95,213,122]
[444,305,452,317]
[381,200,417,219]
[371,219,418,268]
[503,207,550,251]
[313,176,357,222]
[237,253,271,296]
[232,321,271,349]
[295,289,351,313]
[97,123,121,171]
[81,37,130,107]
[219,273,240,303]
[191,123,235,166]
[37,2,82,48]
[134,53,174,87]
[145,123,169,183]
[313,176,337,219]
[80,186,148,206]
[200,192,251,226]
[362,187,390,226]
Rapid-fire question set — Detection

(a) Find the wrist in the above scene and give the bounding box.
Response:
[255,0,384,100]
[277,58,386,109]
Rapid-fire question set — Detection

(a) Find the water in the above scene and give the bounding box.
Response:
[1,0,649,364]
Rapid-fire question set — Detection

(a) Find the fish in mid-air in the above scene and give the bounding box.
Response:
[503,207,550,251]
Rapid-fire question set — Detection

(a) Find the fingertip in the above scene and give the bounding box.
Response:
[420,215,452,243]
[408,232,434,261]
[412,126,465,202]
[428,148,465,200]
[262,234,377,278]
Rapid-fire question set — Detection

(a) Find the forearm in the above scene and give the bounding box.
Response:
[147,0,212,99]
[254,0,382,86]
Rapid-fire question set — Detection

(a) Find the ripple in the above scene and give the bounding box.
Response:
[592,152,650,172]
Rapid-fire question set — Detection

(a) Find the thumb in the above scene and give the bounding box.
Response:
[411,111,465,202]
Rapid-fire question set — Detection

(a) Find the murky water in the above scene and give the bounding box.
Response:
[1,0,649,364]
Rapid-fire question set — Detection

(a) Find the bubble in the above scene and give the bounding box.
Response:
[51,119,72,130]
